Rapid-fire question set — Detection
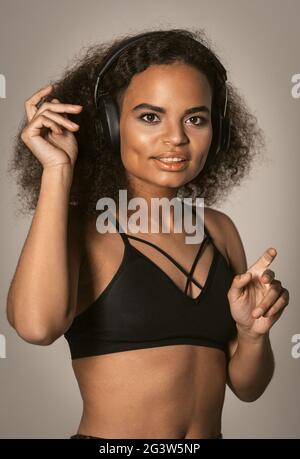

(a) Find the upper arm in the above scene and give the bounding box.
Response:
[6,205,85,345]
[214,210,248,360]
[63,205,85,330]
[217,210,248,275]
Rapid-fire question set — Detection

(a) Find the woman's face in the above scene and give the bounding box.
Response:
[118,61,213,198]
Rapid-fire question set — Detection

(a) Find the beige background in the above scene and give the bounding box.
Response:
[0,0,299,438]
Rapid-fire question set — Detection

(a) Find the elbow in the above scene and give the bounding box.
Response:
[229,384,270,403]
[236,392,264,403]
[7,309,59,346]
[227,378,272,403]
[6,294,73,345]
[14,324,58,346]
[6,297,65,346]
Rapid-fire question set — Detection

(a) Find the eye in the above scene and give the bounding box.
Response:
[186,116,208,126]
[139,112,160,123]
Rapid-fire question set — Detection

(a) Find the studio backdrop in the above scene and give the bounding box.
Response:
[0,0,299,439]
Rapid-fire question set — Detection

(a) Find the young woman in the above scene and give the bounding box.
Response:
[6,28,289,439]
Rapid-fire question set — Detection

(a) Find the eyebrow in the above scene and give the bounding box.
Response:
[131,103,210,115]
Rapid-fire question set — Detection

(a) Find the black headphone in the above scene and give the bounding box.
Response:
[94,31,231,162]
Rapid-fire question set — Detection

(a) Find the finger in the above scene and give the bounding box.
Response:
[26,114,64,136]
[50,99,68,121]
[25,84,53,122]
[248,248,277,273]
[252,279,283,318]
[50,99,69,123]
[33,101,82,121]
[263,288,289,318]
[228,271,252,302]
[261,269,276,284]
[38,109,79,131]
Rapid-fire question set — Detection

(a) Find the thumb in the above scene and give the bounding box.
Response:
[229,272,252,300]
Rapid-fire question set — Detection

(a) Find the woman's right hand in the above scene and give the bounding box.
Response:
[20,84,83,170]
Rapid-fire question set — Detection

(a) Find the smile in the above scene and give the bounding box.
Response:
[152,157,189,171]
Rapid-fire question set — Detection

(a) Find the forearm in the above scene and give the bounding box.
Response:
[227,327,275,402]
[7,165,74,342]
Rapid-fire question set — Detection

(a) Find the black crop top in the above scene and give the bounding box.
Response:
[64,209,237,360]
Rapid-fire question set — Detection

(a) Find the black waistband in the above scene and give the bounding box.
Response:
[70,432,223,439]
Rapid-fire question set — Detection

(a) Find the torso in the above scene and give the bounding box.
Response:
[71,207,231,439]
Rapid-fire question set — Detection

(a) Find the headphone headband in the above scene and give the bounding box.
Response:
[94,32,227,107]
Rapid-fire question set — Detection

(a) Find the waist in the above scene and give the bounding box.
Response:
[77,411,223,440]
[70,432,223,439]
[72,345,227,439]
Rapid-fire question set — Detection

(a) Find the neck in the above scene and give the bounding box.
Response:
[116,176,191,235]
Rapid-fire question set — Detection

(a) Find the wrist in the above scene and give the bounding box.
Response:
[42,163,74,189]
[236,324,270,344]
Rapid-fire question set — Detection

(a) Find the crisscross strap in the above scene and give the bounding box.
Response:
[113,211,211,292]
[184,236,211,294]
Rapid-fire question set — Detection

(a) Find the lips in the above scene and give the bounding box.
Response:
[152,157,189,171]
[154,152,189,161]
[154,151,189,163]
[156,157,186,163]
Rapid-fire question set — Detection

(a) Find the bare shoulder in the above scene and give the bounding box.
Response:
[203,206,247,275]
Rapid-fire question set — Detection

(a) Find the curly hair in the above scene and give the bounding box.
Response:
[8,27,265,220]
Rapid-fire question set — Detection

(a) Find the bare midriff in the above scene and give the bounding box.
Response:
[72,344,227,439]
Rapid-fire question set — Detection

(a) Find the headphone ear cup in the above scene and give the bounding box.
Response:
[96,94,120,156]
[206,109,231,165]
[207,109,222,163]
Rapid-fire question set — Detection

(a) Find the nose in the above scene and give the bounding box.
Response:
[161,119,188,146]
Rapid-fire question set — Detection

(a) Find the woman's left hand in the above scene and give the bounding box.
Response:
[227,248,290,337]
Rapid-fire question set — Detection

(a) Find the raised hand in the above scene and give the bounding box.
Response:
[227,248,290,337]
[20,84,83,170]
